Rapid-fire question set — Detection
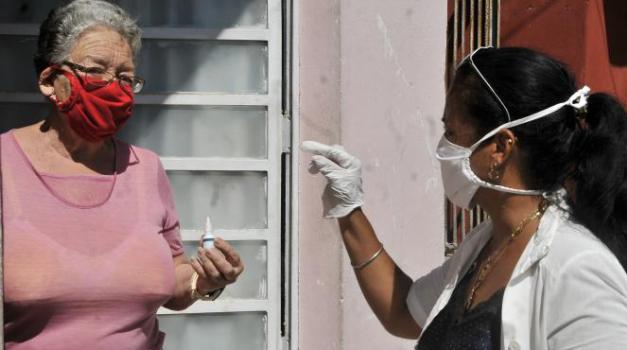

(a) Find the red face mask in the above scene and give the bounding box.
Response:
[54,70,134,142]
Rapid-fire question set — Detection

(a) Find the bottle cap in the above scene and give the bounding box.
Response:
[205,216,213,233]
[202,216,214,249]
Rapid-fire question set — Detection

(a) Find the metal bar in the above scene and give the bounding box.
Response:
[266,0,284,347]
[0,24,269,41]
[461,0,466,54]
[0,93,45,104]
[157,299,269,315]
[280,152,292,339]
[0,92,271,106]
[142,27,269,41]
[481,0,491,46]
[495,0,501,47]
[0,23,36,35]
[469,0,475,51]
[453,0,460,64]
[486,0,493,46]
[289,0,301,345]
[161,158,269,172]
[135,94,271,106]
[180,229,270,242]
[445,199,452,255]
[453,204,458,247]
[461,208,466,239]
[464,209,468,238]
[282,0,293,120]
[477,0,484,47]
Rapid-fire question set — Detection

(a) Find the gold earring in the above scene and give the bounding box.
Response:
[488,163,500,182]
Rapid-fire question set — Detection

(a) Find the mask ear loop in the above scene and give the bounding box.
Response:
[569,87,590,130]
[542,189,570,212]
[467,86,591,152]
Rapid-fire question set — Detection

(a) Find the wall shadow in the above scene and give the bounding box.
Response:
[604,0,627,67]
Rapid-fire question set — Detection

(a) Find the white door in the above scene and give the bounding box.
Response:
[0,1,285,348]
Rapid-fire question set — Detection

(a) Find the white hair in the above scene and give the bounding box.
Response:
[34,0,141,74]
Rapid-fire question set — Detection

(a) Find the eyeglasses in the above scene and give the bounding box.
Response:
[62,60,145,93]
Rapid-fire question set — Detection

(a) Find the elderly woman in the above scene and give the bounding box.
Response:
[304,47,627,349]
[3,1,243,348]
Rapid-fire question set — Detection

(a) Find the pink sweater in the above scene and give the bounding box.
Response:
[2,131,184,350]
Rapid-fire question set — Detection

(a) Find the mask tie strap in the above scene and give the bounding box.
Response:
[468,86,591,152]
[568,86,590,110]
[467,46,512,122]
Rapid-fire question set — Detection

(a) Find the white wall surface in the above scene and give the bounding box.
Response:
[339,1,447,349]
[297,0,344,349]
[298,1,447,349]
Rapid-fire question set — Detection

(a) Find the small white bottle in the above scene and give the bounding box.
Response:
[201,216,215,249]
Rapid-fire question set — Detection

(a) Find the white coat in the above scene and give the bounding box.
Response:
[406,204,627,350]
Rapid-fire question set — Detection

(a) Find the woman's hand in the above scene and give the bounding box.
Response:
[190,238,244,294]
[301,141,364,218]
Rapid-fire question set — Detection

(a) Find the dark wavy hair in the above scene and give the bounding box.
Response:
[452,47,627,271]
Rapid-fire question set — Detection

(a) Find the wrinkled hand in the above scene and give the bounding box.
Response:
[301,140,364,218]
[191,238,244,294]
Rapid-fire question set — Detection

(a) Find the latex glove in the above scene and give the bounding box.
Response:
[301,141,364,218]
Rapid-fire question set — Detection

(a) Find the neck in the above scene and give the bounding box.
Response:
[476,190,544,247]
[41,110,110,162]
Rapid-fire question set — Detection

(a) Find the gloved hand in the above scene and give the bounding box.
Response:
[301,141,364,218]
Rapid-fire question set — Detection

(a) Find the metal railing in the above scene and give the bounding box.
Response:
[445,0,500,256]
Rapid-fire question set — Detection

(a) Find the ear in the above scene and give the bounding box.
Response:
[38,67,58,101]
[490,129,517,166]
[38,66,71,103]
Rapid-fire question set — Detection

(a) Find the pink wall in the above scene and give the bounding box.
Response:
[298,1,447,348]
[297,0,343,349]
[339,1,447,348]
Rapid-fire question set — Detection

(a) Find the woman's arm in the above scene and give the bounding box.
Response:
[339,208,421,339]
[302,141,422,338]
[163,255,196,310]
[164,238,244,311]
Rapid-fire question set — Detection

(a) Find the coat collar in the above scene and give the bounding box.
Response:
[463,203,565,281]
[511,204,565,278]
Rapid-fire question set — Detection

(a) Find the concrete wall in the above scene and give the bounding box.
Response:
[296,0,343,349]
[297,1,447,349]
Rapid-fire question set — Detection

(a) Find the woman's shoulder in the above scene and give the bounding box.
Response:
[538,215,627,347]
[550,214,613,257]
[116,140,158,160]
[542,213,625,280]
[115,140,164,173]
[457,219,493,250]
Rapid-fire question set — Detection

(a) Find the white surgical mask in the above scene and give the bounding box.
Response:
[436,47,590,209]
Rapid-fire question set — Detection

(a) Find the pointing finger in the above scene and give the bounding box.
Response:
[311,155,343,176]
[301,141,334,156]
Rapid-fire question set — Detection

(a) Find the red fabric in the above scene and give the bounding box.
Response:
[56,71,134,142]
[500,0,627,105]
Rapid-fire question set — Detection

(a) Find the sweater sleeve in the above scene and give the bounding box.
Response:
[156,159,184,256]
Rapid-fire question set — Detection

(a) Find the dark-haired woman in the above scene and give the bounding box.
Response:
[303,46,627,350]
